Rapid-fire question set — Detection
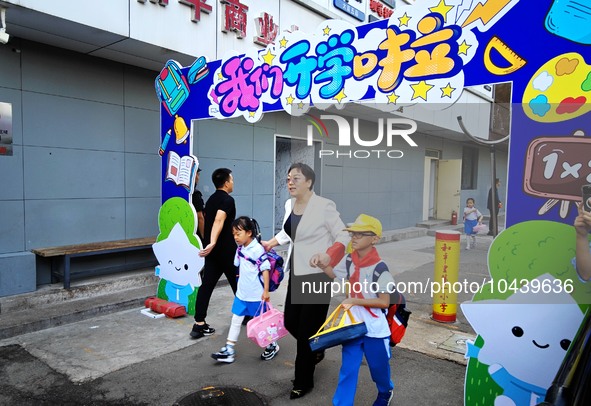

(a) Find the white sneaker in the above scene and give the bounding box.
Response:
[211,346,235,363]
[261,342,280,361]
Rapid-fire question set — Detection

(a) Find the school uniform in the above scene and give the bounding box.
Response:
[331,251,395,406]
[231,240,270,317]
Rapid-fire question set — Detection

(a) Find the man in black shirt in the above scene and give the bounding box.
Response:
[190,168,237,339]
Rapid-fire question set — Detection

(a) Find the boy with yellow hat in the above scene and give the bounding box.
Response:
[314,214,395,406]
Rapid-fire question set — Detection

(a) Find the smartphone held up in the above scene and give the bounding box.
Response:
[582,184,591,212]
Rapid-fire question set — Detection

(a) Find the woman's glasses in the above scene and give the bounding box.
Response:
[287,176,304,184]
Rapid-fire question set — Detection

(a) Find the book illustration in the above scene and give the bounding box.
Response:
[166,151,197,191]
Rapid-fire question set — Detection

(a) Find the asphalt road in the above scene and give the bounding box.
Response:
[1,234,493,405]
[0,339,466,405]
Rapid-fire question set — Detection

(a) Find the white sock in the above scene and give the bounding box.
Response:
[227,314,244,342]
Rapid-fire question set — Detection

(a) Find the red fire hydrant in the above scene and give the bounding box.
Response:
[451,210,458,225]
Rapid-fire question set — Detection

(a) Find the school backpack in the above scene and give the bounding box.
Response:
[237,247,285,292]
[345,256,411,347]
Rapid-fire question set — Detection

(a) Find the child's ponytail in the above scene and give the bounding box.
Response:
[232,216,262,242]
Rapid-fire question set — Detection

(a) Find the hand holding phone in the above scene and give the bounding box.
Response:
[582,184,591,212]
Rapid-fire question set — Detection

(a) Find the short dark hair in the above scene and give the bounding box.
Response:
[212,168,232,189]
[288,163,315,190]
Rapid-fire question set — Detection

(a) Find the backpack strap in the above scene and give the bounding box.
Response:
[257,253,269,268]
[238,247,270,272]
[372,262,389,284]
[237,247,257,266]
[372,262,404,306]
[346,257,390,285]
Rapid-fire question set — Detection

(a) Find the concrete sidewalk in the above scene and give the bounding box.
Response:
[0,224,497,405]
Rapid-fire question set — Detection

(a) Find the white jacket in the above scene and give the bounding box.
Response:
[275,193,349,276]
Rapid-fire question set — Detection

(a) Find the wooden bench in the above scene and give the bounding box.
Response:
[32,236,158,289]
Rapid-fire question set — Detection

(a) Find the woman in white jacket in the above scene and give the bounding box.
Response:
[263,163,349,399]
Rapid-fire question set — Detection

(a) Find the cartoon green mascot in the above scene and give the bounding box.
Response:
[462,221,590,406]
[152,197,204,315]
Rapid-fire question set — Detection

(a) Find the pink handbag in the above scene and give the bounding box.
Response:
[246,302,289,348]
[473,224,489,234]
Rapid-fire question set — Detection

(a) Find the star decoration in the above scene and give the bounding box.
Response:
[440,83,455,98]
[398,13,411,27]
[387,92,399,104]
[298,101,305,109]
[279,37,288,48]
[261,49,276,65]
[323,26,331,36]
[333,89,347,103]
[286,94,295,105]
[249,111,256,118]
[429,0,453,22]
[152,223,203,290]
[458,40,471,55]
[410,81,434,101]
[217,72,224,80]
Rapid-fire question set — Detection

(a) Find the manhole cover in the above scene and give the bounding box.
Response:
[174,386,267,406]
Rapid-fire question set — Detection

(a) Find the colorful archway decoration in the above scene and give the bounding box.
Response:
[155,1,591,404]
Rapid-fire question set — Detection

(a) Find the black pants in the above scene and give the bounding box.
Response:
[284,273,331,389]
[488,208,500,233]
[194,255,237,323]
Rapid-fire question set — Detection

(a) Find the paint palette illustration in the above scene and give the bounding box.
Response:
[523,52,591,122]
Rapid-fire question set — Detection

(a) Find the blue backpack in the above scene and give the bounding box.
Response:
[237,247,285,292]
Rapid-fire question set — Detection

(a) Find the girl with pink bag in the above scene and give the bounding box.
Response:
[210,217,280,363]
[463,198,484,250]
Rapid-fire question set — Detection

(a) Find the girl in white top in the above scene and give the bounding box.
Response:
[463,197,483,250]
[211,217,279,363]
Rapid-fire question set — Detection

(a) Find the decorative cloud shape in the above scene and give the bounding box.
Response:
[529,94,551,117]
[532,71,553,92]
[556,96,587,114]
[581,71,591,92]
[555,57,579,76]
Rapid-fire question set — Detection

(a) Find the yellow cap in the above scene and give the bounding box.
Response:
[344,214,382,238]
